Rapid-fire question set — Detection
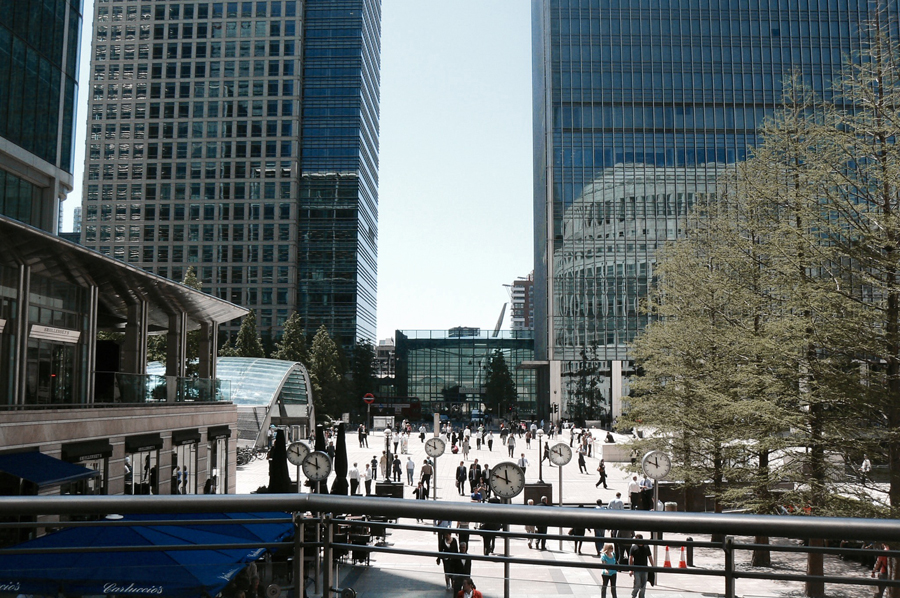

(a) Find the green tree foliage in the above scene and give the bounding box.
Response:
[483,349,517,419]
[233,310,266,358]
[218,335,239,357]
[626,33,900,532]
[349,339,377,420]
[271,312,308,363]
[308,325,345,417]
[146,267,203,371]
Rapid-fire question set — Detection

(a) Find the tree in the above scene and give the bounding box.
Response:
[566,347,608,426]
[233,310,266,358]
[349,339,377,420]
[626,30,900,595]
[146,267,203,372]
[271,312,308,363]
[218,335,239,357]
[483,349,517,419]
[308,325,344,417]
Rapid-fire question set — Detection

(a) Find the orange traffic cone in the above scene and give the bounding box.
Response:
[663,545,672,568]
[679,545,688,568]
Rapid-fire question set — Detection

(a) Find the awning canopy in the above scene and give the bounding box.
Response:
[0,512,294,598]
[0,451,99,487]
[0,216,247,331]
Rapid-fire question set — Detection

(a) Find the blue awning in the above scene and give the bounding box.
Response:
[0,512,294,598]
[0,451,99,487]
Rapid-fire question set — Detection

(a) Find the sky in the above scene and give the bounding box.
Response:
[63,1,535,343]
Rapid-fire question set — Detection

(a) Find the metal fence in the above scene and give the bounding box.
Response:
[1,493,899,598]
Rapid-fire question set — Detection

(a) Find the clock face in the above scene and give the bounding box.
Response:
[424,437,446,458]
[301,451,333,481]
[286,441,310,466]
[488,461,526,499]
[641,450,672,480]
[548,443,573,466]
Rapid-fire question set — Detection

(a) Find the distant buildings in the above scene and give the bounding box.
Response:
[395,329,536,422]
[79,0,382,348]
[508,272,534,332]
[532,0,900,424]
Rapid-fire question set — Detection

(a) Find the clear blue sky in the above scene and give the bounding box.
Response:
[63,1,535,342]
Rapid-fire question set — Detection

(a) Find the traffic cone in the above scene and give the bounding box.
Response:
[679,545,688,568]
[663,546,672,568]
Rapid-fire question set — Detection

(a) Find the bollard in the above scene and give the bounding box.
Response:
[686,537,694,567]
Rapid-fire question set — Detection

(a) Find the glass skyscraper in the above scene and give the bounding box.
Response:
[532,0,899,422]
[0,0,82,233]
[81,0,380,346]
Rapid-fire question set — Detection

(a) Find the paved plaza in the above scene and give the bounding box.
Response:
[236,427,870,598]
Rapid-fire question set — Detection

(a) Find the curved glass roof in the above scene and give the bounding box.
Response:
[148,357,309,407]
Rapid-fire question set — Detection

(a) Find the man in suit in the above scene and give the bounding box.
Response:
[468,460,481,494]
[455,461,468,495]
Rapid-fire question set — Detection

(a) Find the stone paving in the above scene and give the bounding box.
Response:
[236,428,872,598]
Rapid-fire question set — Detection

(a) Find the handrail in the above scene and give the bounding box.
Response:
[2,494,899,598]
[2,494,899,542]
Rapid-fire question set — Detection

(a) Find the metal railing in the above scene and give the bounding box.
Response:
[1,494,899,598]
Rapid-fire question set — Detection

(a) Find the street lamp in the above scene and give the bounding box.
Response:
[536,428,544,483]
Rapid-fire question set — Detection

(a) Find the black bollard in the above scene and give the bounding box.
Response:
[686,537,694,567]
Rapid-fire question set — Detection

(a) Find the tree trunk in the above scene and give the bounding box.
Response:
[751,536,771,567]
[806,538,825,598]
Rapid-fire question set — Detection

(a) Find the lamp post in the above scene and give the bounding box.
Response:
[536,428,544,483]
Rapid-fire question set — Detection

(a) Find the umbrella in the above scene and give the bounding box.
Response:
[312,424,329,493]
[331,422,349,495]
[267,429,291,493]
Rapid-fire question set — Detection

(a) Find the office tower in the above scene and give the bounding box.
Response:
[81,0,381,346]
[0,0,82,233]
[532,0,898,422]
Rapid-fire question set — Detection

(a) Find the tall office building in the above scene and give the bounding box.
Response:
[532,0,899,422]
[81,0,380,346]
[0,0,82,233]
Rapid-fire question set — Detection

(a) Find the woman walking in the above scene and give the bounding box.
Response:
[600,542,618,598]
[595,459,608,488]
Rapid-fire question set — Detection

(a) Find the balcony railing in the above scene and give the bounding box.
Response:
[94,371,232,404]
[1,494,899,598]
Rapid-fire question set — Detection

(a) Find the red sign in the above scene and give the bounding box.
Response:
[363,393,375,404]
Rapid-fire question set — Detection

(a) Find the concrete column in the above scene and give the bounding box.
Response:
[166,312,187,378]
[12,265,30,406]
[122,302,149,374]
[612,360,623,421]
[198,321,217,379]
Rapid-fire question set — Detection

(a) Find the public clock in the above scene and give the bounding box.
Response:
[424,436,446,458]
[286,441,310,466]
[488,461,526,499]
[548,442,573,466]
[301,451,333,482]
[641,450,672,480]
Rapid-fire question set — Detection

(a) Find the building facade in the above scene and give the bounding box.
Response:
[80,0,381,347]
[532,0,899,423]
[0,0,82,233]
[395,329,536,423]
[508,272,535,332]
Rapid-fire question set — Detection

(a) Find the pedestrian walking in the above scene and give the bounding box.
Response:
[578,448,587,473]
[525,499,536,548]
[861,455,872,484]
[507,433,516,458]
[349,462,360,495]
[873,542,890,598]
[486,431,494,451]
[406,457,416,485]
[420,460,433,494]
[628,534,654,598]
[628,475,641,510]
[596,459,608,488]
[517,453,529,476]
[456,461,468,495]
[600,542,618,598]
[364,463,374,495]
